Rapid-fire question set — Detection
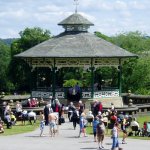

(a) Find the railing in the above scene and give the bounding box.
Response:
[31,88,119,99]
[122,93,150,105]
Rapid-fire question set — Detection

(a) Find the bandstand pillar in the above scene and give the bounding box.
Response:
[118,59,122,96]
[90,58,95,98]
[52,58,56,97]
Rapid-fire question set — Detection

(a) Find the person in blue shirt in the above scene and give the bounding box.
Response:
[92,117,99,142]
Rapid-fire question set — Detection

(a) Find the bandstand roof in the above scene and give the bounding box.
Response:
[58,13,94,26]
[15,13,137,59]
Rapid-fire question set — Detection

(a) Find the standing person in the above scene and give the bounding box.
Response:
[48,112,58,137]
[98,102,103,113]
[111,103,115,111]
[111,122,120,150]
[68,102,76,121]
[71,109,79,130]
[92,100,98,117]
[78,100,85,116]
[96,120,105,149]
[121,115,128,144]
[44,103,51,125]
[92,117,99,142]
[39,111,45,137]
[78,113,87,137]
[75,82,81,101]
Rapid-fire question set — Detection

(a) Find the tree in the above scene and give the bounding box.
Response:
[9,27,51,93]
[111,31,150,94]
[95,31,150,94]
[0,41,12,92]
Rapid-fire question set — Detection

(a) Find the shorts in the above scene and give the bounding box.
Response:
[97,134,104,142]
[49,121,57,130]
[40,121,45,130]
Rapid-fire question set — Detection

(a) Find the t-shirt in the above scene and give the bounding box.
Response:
[92,120,99,132]
[112,126,118,137]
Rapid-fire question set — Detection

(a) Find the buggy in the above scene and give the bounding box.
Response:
[142,122,150,137]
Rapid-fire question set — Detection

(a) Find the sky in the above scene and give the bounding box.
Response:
[0,0,150,38]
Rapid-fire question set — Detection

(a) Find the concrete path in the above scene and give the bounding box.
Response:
[0,120,149,150]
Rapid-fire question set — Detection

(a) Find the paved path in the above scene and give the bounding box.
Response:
[0,120,149,150]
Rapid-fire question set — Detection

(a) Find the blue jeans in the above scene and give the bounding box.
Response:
[112,137,119,149]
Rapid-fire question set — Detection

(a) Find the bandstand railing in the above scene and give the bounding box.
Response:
[31,87,119,99]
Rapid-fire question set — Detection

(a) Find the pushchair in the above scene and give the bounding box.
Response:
[146,122,150,137]
[142,122,150,137]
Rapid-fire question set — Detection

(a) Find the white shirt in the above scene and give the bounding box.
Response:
[28,111,36,117]
[112,126,118,137]
[131,121,139,128]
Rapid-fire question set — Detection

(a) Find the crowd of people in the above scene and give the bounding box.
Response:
[0,97,149,150]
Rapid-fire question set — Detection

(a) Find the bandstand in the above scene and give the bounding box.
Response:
[15,12,137,103]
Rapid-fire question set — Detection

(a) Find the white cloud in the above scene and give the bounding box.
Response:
[0,0,150,38]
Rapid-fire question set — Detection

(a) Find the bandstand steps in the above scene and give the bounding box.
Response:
[96,97,123,108]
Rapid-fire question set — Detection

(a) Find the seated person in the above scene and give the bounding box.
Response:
[86,111,94,126]
[28,110,36,124]
[130,118,140,136]
[10,112,17,125]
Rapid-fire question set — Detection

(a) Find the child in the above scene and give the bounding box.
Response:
[79,113,87,137]
[39,111,45,137]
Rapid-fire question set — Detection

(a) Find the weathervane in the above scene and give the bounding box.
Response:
[74,0,79,13]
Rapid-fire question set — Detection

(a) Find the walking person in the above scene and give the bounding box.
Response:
[121,115,129,144]
[96,120,105,149]
[39,111,45,137]
[71,109,79,130]
[44,103,52,125]
[92,117,99,142]
[68,102,76,122]
[78,113,87,137]
[48,112,58,137]
[78,100,85,116]
[111,122,120,150]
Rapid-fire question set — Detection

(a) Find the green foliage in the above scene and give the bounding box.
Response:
[63,79,82,87]
[109,31,150,94]
[94,31,112,42]
[0,41,11,91]
[111,31,150,53]
[9,27,51,92]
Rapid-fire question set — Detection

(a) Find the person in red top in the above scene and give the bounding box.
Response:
[110,112,117,125]
[143,121,147,136]
[98,102,103,112]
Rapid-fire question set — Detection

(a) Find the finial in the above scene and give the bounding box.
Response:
[74,0,79,13]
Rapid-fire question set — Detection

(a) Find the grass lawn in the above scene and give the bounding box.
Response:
[86,114,150,140]
[0,121,39,136]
